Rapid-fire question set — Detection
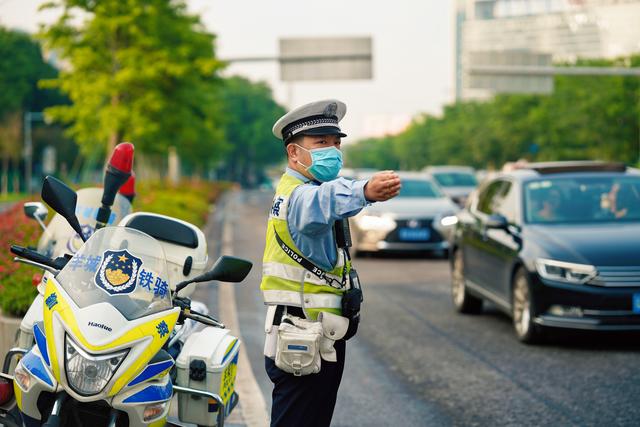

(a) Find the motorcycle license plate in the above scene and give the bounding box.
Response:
[218,359,238,409]
[633,294,640,313]
[398,228,430,241]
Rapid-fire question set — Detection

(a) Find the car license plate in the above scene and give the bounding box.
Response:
[399,228,430,241]
[633,294,640,314]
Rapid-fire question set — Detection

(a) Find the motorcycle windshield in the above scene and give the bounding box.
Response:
[56,227,172,320]
[37,188,132,257]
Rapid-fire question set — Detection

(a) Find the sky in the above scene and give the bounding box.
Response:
[0,0,455,142]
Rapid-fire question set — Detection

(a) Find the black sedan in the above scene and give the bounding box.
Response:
[449,161,640,343]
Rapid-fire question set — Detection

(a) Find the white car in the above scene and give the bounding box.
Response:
[350,171,459,256]
[423,165,479,207]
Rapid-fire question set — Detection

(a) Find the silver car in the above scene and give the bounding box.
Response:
[423,165,478,207]
[350,172,459,256]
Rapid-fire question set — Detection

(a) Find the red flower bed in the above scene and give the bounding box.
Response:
[0,201,42,317]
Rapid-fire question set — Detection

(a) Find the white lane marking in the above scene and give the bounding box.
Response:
[219,198,270,427]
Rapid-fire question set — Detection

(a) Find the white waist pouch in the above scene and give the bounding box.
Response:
[274,312,349,376]
[275,315,323,376]
[317,311,349,362]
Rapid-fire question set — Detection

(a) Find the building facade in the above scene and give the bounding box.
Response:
[455,0,640,99]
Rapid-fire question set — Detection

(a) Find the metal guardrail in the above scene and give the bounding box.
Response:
[469,65,640,77]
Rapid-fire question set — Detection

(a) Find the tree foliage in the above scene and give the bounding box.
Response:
[0,27,58,159]
[39,0,227,169]
[346,55,640,170]
[217,76,286,186]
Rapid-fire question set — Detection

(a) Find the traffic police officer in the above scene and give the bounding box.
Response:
[261,99,401,426]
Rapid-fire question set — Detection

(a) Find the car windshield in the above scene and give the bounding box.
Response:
[432,172,477,187]
[524,175,640,224]
[55,227,172,320]
[398,179,443,198]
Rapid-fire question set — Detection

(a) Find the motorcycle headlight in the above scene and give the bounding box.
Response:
[64,334,128,396]
[535,258,596,285]
[356,214,397,232]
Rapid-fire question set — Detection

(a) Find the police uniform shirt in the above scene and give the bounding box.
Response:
[284,167,368,270]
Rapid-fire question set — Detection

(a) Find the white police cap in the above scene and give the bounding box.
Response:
[273,99,347,143]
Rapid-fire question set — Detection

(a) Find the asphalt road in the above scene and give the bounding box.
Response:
[200,190,640,427]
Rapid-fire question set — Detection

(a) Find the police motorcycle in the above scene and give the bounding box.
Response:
[2,176,252,427]
[8,143,204,359]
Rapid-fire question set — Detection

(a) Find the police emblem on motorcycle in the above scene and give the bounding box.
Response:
[94,250,142,295]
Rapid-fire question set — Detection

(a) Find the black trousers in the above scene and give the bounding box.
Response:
[265,339,346,427]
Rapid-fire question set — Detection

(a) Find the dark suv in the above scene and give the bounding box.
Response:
[450,161,640,343]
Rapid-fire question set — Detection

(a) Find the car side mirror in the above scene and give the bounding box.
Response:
[41,176,86,242]
[486,214,509,230]
[174,256,253,294]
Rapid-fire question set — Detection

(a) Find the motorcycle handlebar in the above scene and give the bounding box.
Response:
[182,310,225,329]
[10,245,69,270]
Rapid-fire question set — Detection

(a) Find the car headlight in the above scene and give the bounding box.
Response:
[535,258,596,284]
[355,214,396,232]
[440,215,459,227]
[65,334,128,396]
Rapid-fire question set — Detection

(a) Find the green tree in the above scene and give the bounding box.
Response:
[344,136,400,170]
[0,27,60,193]
[39,0,227,169]
[533,57,640,163]
[345,54,640,170]
[217,76,285,186]
[0,27,58,118]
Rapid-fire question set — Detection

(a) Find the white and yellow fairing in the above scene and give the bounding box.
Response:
[14,227,180,426]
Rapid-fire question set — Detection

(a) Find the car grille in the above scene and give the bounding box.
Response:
[588,266,640,287]
[384,218,443,243]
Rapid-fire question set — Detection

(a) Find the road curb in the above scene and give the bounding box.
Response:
[218,194,270,427]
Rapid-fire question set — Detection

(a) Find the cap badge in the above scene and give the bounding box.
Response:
[323,102,337,118]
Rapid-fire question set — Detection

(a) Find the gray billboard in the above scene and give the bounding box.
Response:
[279,37,373,82]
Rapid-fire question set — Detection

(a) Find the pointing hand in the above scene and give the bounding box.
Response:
[364,171,401,202]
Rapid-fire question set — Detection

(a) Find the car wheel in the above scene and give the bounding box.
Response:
[451,250,482,314]
[512,269,543,344]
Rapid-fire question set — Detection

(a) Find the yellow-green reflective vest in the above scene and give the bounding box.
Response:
[260,173,351,320]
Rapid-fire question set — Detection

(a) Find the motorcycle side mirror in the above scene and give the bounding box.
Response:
[41,176,87,242]
[175,256,253,294]
[24,202,48,230]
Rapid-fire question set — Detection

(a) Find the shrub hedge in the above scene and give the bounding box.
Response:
[0,202,42,317]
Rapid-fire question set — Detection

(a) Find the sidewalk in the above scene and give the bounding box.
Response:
[168,192,269,427]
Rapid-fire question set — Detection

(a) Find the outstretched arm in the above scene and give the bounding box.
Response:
[289,171,401,235]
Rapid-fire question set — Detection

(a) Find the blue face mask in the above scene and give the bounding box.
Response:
[296,145,343,182]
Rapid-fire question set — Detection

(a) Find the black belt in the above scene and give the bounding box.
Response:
[273,305,305,326]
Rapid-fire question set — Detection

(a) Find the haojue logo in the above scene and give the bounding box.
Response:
[88,321,113,332]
